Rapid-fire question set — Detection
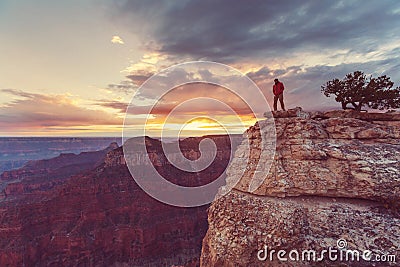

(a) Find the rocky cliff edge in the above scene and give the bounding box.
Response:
[201,107,400,266]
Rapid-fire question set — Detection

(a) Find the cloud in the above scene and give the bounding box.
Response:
[111,58,400,118]
[111,35,124,44]
[0,89,122,131]
[126,73,151,87]
[107,80,137,94]
[104,53,170,94]
[98,83,254,117]
[110,1,400,63]
[104,1,400,115]
[96,99,128,113]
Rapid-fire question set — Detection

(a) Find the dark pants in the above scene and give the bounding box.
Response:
[273,93,285,111]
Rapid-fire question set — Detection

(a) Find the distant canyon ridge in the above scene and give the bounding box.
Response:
[0,137,122,173]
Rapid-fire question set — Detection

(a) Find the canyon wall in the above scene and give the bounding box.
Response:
[0,135,240,266]
[201,108,400,266]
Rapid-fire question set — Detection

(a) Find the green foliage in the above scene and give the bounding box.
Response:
[321,71,400,111]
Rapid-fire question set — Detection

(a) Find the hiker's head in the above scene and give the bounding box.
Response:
[274,78,279,84]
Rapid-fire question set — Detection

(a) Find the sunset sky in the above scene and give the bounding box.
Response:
[1,0,400,136]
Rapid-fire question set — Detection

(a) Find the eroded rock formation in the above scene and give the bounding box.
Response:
[201,108,400,266]
[0,136,240,266]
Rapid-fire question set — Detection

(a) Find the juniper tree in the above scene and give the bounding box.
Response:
[321,71,400,111]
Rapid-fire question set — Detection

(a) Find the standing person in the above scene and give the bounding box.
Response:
[273,78,285,111]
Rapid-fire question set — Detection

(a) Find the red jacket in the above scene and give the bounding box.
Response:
[273,82,284,95]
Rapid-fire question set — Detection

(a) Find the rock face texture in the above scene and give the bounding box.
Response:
[0,136,239,266]
[201,108,400,266]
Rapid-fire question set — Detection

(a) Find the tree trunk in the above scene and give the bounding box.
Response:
[352,102,362,111]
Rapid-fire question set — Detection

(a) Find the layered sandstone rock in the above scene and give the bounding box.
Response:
[201,108,400,266]
[0,136,240,266]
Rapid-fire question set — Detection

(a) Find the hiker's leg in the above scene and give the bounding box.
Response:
[279,93,285,111]
[273,95,278,111]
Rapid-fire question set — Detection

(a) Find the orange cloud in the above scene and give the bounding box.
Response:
[118,83,259,137]
[0,89,122,134]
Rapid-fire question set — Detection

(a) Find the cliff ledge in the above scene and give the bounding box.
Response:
[201,107,400,266]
